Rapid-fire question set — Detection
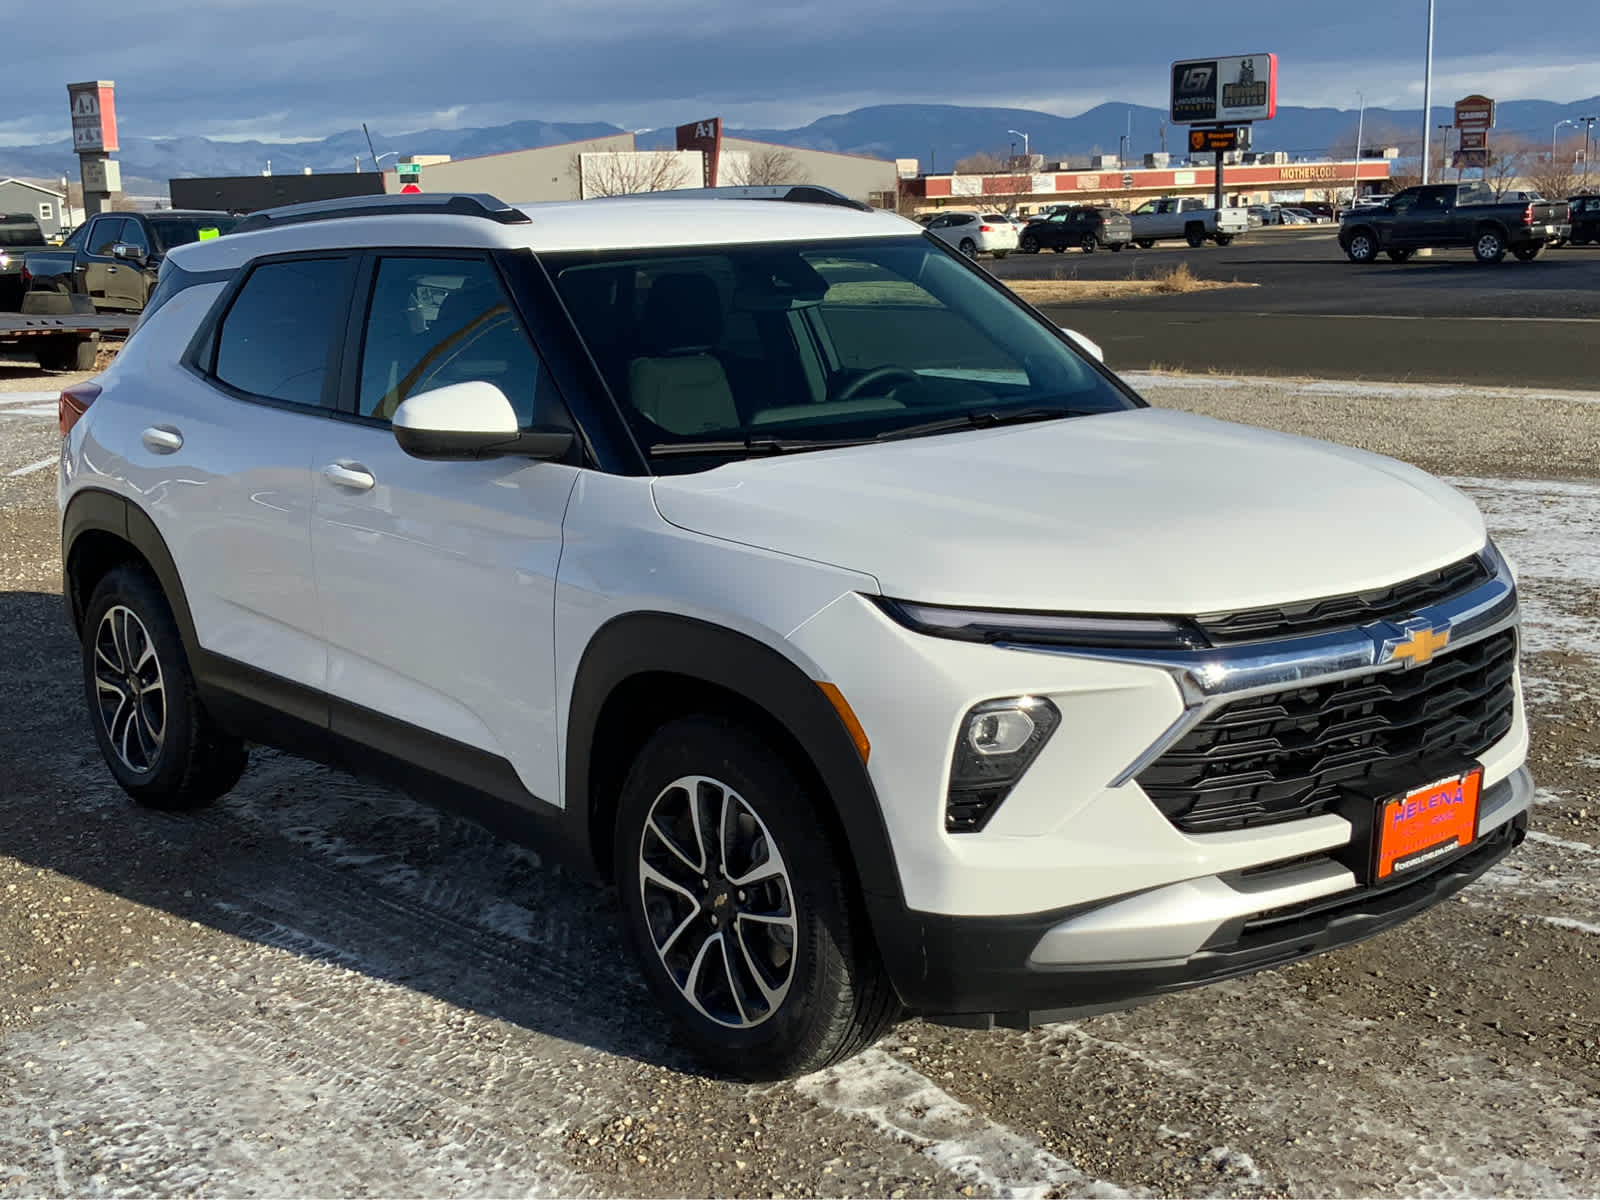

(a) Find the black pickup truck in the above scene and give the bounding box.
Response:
[1339,183,1570,264]
[21,209,236,313]
[1,214,52,310]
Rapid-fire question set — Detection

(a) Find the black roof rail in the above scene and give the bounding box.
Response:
[232,193,530,234]
[592,184,873,212]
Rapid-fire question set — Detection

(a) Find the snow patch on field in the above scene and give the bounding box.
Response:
[1123,372,1600,407]
[796,1048,1130,1199]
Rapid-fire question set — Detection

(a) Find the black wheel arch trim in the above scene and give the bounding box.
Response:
[565,612,906,906]
[62,488,200,653]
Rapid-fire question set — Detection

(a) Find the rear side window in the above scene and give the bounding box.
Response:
[213,257,355,407]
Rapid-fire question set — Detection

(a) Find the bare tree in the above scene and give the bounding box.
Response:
[953,149,1006,174]
[1327,119,1417,161]
[1527,136,1585,200]
[569,150,694,198]
[1483,135,1536,199]
[721,145,807,187]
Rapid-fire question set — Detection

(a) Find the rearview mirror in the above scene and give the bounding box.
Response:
[1059,328,1105,363]
[392,380,573,462]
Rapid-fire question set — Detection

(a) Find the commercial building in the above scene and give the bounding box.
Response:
[903,157,1393,215]
[0,178,68,237]
[169,172,383,214]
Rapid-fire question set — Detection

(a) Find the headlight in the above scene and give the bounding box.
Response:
[876,597,1206,650]
[947,696,1060,833]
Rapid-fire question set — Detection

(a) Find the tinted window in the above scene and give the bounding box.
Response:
[0,218,44,248]
[120,219,150,254]
[214,257,354,407]
[358,256,565,427]
[87,218,127,256]
[148,215,237,253]
[61,225,86,251]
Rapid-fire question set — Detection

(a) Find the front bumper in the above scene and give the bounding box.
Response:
[870,766,1531,1025]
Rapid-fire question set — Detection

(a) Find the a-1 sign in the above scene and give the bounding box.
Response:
[67,80,119,154]
[1170,54,1277,124]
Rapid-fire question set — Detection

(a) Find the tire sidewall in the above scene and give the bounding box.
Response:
[1475,229,1506,262]
[613,717,860,1071]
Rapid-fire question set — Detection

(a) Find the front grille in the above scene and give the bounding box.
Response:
[1197,554,1491,645]
[1138,629,1517,833]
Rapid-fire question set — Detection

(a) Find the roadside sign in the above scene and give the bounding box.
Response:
[1458,130,1488,152]
[67,80,119,154]
[1189,128,1241,153]
[1121,174,1134,190]
[1170,54,1277,124]
[399,183,422,194]
[1453,95,1495,132]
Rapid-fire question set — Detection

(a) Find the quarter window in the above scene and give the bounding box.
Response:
[213,257,355,407]
[357,256,566,428]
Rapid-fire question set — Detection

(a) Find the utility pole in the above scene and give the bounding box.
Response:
[1350,92,1366,208]
[1159,120,1167,155]
[1583,116,1598,186]
[1420,0,1436,185]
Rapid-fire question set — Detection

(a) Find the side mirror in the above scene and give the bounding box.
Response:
[112,243,145,264]
[391,380,573,462]
[1059,328,1105,363]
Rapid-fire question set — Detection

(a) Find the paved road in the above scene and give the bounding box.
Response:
[994,229,1600,387]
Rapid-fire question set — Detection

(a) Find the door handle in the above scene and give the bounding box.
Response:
[140,425,183,453]
[323,461,376,491]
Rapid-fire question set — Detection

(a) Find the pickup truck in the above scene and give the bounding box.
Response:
[0,214,52,311]
[1338,183,1571,264]
[22,209,236,313]
[1128,196,1249,247]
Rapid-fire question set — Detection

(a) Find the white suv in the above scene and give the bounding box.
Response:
[58,190,1530,1079]
[923,209,1019,258]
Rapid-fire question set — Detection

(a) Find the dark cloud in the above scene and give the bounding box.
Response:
[0,0,1588,144]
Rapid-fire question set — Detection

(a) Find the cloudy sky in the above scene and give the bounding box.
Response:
[1,0,1596,146]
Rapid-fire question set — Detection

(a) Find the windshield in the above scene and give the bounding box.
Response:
[543,236,1136,469]
[147,215,237,253]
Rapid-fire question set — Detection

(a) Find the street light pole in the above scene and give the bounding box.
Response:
[1583,116,1598,186]
[1437,123,1453,181]
[1350,92,1365,208]
[1420,0,1436,185]
[1006,129,1029,160]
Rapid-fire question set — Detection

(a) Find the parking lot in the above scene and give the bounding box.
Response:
[996,228,1600,388]
[2,333,1597,1195]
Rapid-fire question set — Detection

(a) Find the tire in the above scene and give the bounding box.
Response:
[1135,239,1155,249]
[1387,249,1414,263]
[81,563,248,810]
[958,238,977,259]
[1473,227,1507,263]
[1080,234,1098,254]
[1184,224,1205,248]
[613,716,899,1080]
[1213,233,1234,246]
[1512,244,1544,262]
[1020,234,1039,253]
[36,335,97,372]
[1052,245,1065,253]
[1345,229,1379,263]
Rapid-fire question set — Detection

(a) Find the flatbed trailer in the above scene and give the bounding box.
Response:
[0,312,132,371]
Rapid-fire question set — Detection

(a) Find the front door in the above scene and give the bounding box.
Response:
[80,216,126,309]
[107,218,149,310]
[310,252,578,805]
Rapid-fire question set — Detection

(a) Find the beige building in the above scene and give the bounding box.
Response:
[383,133,637,202]
[718,137,900,207]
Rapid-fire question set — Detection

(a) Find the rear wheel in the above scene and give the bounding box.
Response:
[1214,233,1234,246]
[81,564,248,809]
[1473,227,1507,263]
[36,334,98,372]
[991,250,1008,259]
[1512,244,1544,262]
[614,716,899,1079]
[1136,239,1155,249]
[1185,224,1205,248]
[1080,233,1098,254]
[958,238,976,259]
[1387,249,1414,263]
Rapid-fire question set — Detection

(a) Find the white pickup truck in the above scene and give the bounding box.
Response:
[1129,196,1249,247]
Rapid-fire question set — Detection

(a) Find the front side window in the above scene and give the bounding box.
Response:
[545,237,1134,471]
[119,220,149,255]
[357,255,567,428]
[87,218,127,257]
[213,257,355,407]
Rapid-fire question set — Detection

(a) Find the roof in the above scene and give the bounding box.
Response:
[171,194,919,272]
[0,178,65,199]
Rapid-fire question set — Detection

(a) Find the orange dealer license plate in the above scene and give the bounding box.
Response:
[1374,768,1483,882]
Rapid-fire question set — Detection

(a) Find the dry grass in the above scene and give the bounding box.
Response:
[1005,263,1253,304]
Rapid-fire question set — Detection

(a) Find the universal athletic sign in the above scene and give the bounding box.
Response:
[1170,54,1278,124]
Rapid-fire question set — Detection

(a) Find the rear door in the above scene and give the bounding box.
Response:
[309,251,580,804]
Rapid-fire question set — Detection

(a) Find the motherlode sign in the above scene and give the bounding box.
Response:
[1170,55,1278,125]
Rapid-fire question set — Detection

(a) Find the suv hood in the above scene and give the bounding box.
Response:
[650,409,1487,616]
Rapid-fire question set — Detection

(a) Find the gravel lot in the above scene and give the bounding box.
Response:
[1,360,1596,1198]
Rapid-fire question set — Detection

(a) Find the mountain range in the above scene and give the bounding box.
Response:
[4,98,1596,195]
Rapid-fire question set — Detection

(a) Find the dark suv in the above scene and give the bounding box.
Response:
[1566,195,1600,245]
[1020,206,1132,254]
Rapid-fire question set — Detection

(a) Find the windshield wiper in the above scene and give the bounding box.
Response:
[873,406,1098,443]
[648,435,867,458]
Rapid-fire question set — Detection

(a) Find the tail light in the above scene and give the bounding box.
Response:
[979,224,994,232]
[20,265,30,286]
[1523,204,1535,226]
[59,382,101,437]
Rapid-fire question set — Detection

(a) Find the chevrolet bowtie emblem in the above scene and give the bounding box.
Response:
[1382,624,1451,668]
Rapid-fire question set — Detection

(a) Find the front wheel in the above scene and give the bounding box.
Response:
[1474,228,1507,263]
[81,564,248,809]
[1080,234,1098,254]
[614,716,899,1079]
[1512,244,1544,262]
[1345,230,1379,263]
[1020,234,1039,253]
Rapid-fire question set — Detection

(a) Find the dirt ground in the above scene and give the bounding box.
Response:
[1,362,1596,1198]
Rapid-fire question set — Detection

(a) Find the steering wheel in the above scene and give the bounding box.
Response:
[831,365,920,404]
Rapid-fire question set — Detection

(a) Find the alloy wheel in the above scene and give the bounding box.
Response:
[93,604,167,773]
[637,775,797,1029]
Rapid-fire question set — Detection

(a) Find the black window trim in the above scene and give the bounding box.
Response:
[185,248,362,416]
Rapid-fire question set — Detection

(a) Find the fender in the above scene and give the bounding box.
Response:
[61,488,200,651]
[565,612,906,905]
